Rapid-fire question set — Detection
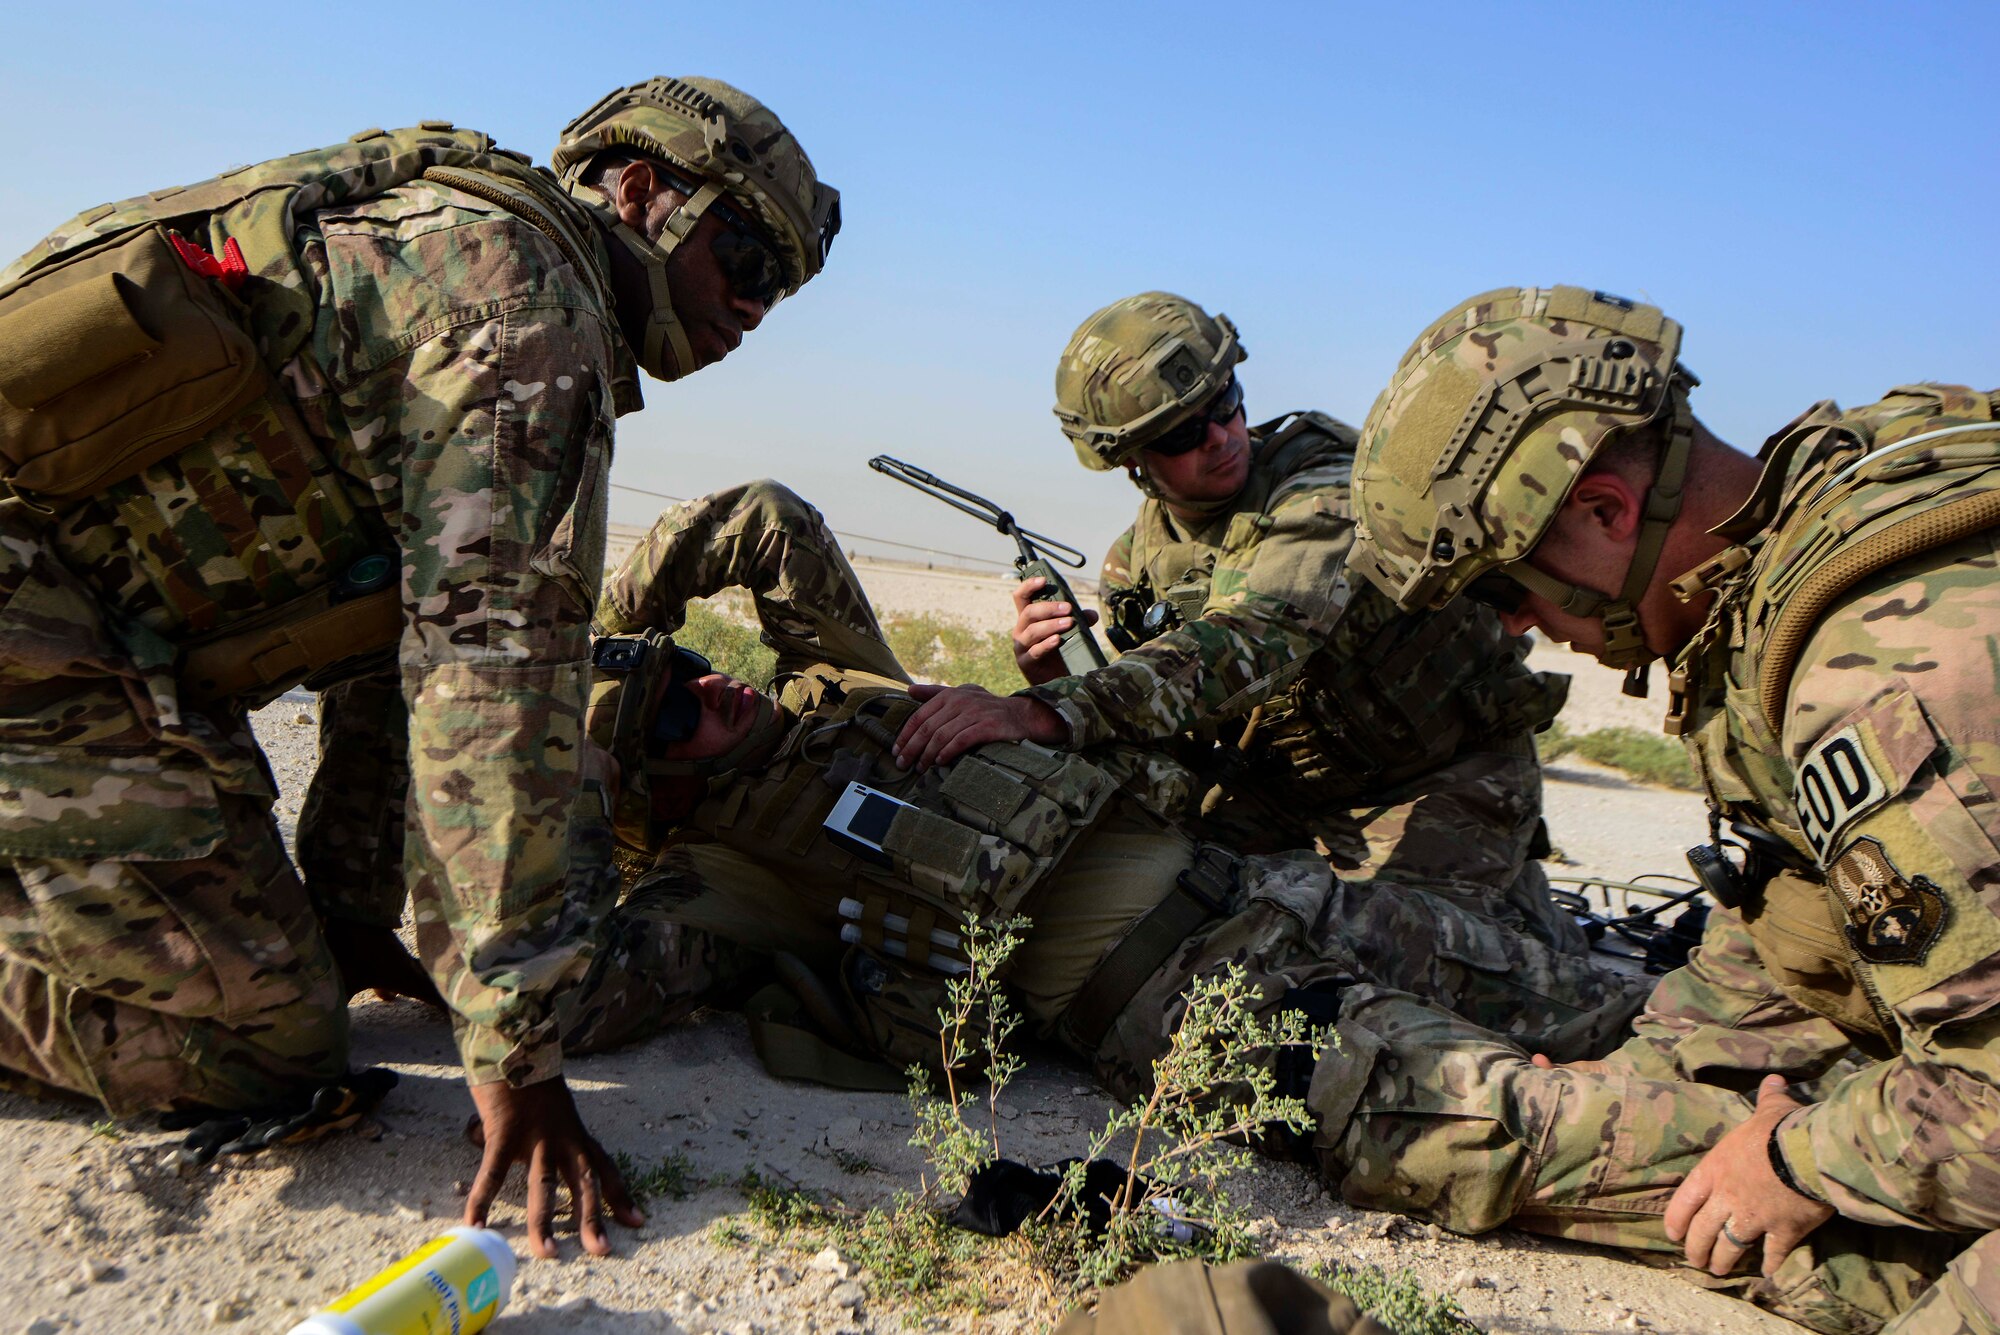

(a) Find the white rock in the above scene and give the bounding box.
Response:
[830,1280,867,1309]
[392,1203,423,1223]
[204,1297,243,1324]
[809,1246,852,1279]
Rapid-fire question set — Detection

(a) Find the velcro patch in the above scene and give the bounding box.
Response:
[1825,835,1949,966]
[1795,725,1889,860]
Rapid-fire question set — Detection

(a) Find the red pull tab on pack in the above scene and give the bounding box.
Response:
[167,232,249,292]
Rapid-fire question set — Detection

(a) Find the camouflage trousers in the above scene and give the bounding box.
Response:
[0,720,733,1119]
[1305,987,1982,1335]
[1193,739,1588,956]
[0,791,350,1117]
[1072,816,1649,1104]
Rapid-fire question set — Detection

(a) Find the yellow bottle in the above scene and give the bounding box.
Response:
[286,1226,516,1335]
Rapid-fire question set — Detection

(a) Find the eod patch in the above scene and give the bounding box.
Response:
[1795,725,1889,860]
[1825,835,1948,965]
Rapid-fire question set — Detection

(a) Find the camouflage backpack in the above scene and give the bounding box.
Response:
[0,124,605,702]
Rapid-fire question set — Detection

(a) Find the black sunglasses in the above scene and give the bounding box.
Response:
[650,646,715,746]
[658,168,791,305]
[1146,377,1245,458]
[1464,569,1527,615]
[706,199,789,305]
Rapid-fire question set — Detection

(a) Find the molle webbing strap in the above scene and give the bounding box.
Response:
[1758,485,2000,732]
[181,587,400,705]
[1058,845,1238,1058]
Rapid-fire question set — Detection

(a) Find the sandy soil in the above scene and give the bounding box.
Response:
[0,561,1786,1335]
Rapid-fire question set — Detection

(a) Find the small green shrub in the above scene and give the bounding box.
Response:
[881,612,1021,694]
[1305,1260,1481,1335]
[675,598,778,688]
[1541,721,1698,790]
[612,1148,697,1207]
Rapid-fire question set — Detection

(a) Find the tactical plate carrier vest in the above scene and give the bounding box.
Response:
[1113,413,1566,805]
[676,666,1118,977]
[0,124,607,707]
[1670,384,2000,1045]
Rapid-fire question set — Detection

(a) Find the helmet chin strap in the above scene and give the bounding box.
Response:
[588,179,727,382]
[1503,391,1694,698]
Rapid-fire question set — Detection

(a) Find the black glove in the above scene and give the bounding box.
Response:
[950,1157,1143,1237]
[163,1067,398,1167]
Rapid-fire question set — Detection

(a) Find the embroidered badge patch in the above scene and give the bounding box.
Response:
[1825,836,1948,965]
[1796,725,1889,860]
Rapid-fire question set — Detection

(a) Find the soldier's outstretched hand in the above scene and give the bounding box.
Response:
[1011,576,1099,685]
[465,1077,643,1259]
[1664,1074,1833,1279]
[894,682,1067,770]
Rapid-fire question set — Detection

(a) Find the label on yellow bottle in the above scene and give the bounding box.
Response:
[323,1231,503,1335]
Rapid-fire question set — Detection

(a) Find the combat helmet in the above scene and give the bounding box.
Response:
[1350,285,1697,692]
[1054,292,1245,471]
[552,77,841,380]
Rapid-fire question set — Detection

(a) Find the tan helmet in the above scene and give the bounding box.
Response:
[552,77,840,379]
[1054,292,1245,471]
[1349,285,1697,689]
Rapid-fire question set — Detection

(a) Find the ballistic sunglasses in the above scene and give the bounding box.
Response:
[1144,377,1246,458]
[649,646,715,746]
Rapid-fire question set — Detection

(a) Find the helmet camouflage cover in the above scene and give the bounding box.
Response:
[552,76,840,299]
[1054,292,1246,471]
[1350,285,1696,678]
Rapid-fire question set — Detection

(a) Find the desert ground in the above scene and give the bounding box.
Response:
[0,556,1793,1335]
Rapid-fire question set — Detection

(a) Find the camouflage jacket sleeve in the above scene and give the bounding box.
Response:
[304,183,621,1088]
[596,480,908,683]
[1757,534,2000,1232]
[1021,483,1355,748]
[1605,906,1852,1086]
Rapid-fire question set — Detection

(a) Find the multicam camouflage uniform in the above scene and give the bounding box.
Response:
[0,135,623,1112]
[1086,413,1577,943]
[1038,294,1579,950]
[1323,286,2000,1332]
[588,481,1646,1101]
[0,76,833,1116]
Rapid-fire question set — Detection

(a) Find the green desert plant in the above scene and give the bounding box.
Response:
[1304,1260,1481,1335]
[1540,720,1699,790]
[1024,965,1328,1293]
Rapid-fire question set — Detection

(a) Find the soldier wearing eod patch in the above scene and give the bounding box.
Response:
[1334,284,2000,1331]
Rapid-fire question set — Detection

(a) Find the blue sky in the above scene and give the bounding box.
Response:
[5,2,1995,573]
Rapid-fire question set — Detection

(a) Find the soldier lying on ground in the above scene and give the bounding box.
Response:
[585,478,1959,1333]
[894,293,1583,953]
[0,77,837,1259]
[1331,285,2000,1333]
[575,477,1644,1089]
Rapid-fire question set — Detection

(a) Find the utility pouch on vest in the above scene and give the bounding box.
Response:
[0,225,264,504]
[1744,871,1892,1047]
